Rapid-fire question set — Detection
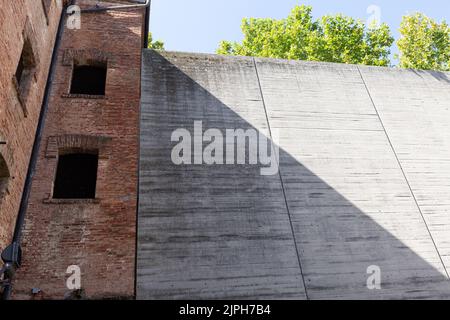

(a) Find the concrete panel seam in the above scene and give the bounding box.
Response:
[253,57,310,299]
[356,66,450,280]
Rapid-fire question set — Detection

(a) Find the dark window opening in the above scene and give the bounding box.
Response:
[70,62,107,95]
[53,152,99,199]
[0,155,10,198]
[15,54,25,85]
[15,39,35,88]
[41,0,51,12]
[41,0,51,24]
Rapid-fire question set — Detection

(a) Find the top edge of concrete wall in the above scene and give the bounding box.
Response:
[143,49,450,76]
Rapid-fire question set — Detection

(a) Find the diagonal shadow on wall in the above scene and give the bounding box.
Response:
[137,50,450,299]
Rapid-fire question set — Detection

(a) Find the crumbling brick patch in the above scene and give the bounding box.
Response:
[62,48,112,66]
[45,134,112,159]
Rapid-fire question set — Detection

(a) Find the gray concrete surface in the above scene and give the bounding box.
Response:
[138,50,450,299]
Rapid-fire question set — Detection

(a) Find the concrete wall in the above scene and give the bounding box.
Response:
[138,50,450,299]
[0,0,63,257]
[13,1,145,300]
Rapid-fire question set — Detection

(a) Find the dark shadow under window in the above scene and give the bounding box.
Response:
[53,153,98,199]
[70,63,107,95]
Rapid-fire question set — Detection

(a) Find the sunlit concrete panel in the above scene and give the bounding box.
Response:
[359,66,450,275]
[255,58,450,299]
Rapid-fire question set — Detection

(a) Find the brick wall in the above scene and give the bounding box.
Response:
[0,1,63,258]
[13,0,145,299]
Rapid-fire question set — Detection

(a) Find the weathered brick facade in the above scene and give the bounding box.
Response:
[12,0,145,299]
[0,0,63,258]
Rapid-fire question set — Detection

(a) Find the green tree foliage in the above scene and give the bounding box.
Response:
[148,32,165,50]
[397,13,449,71]
[217,5,394,66]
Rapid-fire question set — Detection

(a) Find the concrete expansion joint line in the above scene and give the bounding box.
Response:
[252,57,310,299]
[356,65,450,280]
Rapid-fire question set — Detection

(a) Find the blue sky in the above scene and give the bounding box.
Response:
[149,0,449,64]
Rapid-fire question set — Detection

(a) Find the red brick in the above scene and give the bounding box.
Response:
[12,0,145,299]
[0,0,62,258]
